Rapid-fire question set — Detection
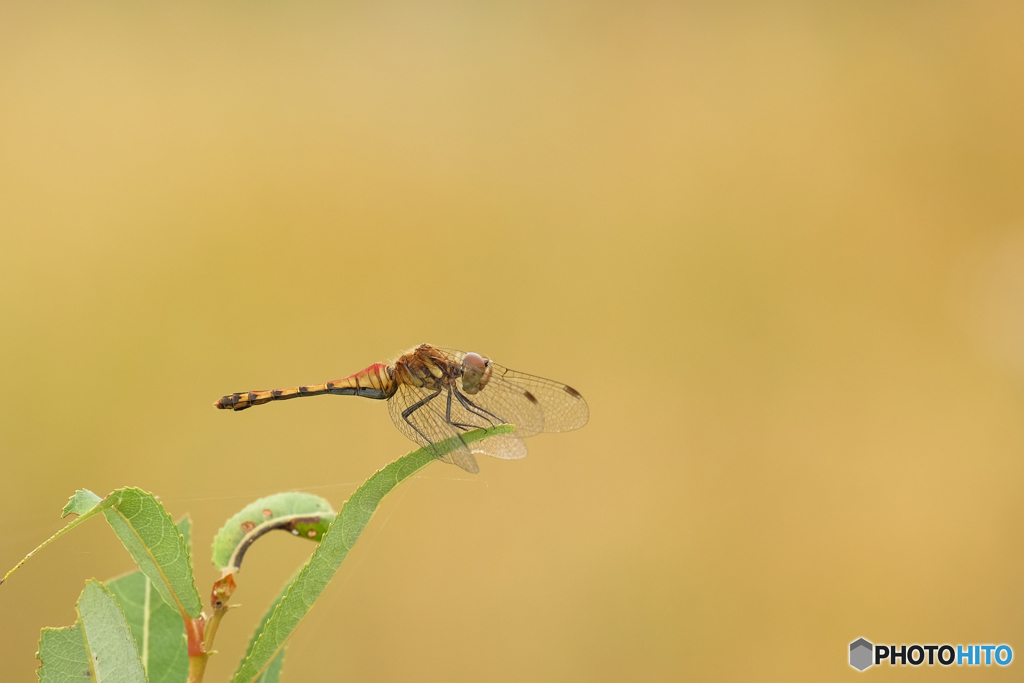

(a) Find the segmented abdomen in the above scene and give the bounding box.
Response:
[214,363,396,411]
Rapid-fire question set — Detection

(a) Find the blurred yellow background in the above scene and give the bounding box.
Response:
[2,1,1023,680]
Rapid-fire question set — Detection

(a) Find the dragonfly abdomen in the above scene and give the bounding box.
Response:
[214,384,332,410]
[213,363,396,411]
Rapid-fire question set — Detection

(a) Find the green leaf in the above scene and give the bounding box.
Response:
[76,580,148,683]
[254,648,285,682]
[107,518,192,683]
[254,645,285,683]
[63,490,102,517]
[232,426,512,683]
[211,492,336,572]
[4,489,201,620]
[101,489,201,618]
[235,572,296,683]
[4,490,117,585]
[37,626,90,683]
[178,516,192,552]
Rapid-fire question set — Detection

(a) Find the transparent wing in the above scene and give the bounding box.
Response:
[437,348,589,434]
[387,381,531,469]
[387,383,480,474]
[472,433,528,460]
[486,363,589,433]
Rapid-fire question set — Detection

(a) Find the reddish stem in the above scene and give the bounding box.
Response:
[185,616,207,657]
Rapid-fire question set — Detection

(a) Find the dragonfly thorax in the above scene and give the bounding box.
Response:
[393,344,461,391]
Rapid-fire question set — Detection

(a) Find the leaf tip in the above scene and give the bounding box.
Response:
[62,490,102,518]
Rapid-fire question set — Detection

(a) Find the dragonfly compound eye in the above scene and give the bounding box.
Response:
[461,352,491,395]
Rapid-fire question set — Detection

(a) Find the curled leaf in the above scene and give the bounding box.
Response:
[211,492,336,573]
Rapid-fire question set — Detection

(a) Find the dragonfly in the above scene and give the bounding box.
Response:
[214,344,589,473]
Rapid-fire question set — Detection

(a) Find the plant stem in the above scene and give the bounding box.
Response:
[184,608,231,683]
[187,573,236,683]
[187,651,210,683]
[184,614,208,683]
[204,605,229,652]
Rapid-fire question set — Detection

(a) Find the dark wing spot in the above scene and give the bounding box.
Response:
[563,385,582,398]
[524,390,538,404]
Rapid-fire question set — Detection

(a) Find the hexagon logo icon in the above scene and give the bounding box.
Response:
[850,638,873,671]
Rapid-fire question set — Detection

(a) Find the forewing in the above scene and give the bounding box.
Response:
[387,383,480,474]
[485,362,589,433]
[432,348,547,437]
[458,378,546,437]
[435,347,588,434]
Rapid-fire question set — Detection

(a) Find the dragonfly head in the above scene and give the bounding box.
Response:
[460,352,492,395]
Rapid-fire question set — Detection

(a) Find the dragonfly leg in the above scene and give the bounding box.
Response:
[453,389,507,426]
[401,388,443,447]
[445,388,486,432]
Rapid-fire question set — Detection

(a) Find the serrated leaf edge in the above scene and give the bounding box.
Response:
[233,426,512,683]
[103,489,202,618]
[76,579,149,683]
